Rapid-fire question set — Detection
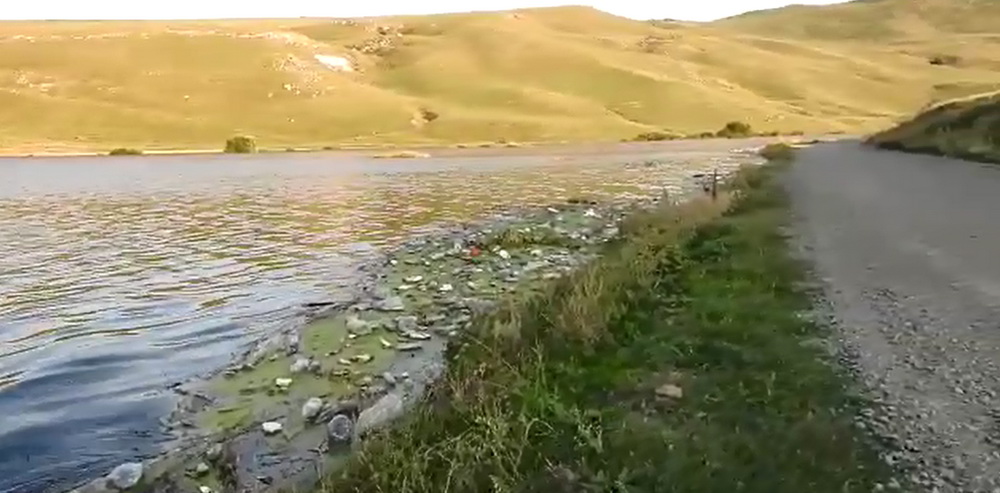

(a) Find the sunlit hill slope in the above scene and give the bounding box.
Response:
[1,0,1000,153]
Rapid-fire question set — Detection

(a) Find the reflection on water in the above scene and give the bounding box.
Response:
[0,149,736,492]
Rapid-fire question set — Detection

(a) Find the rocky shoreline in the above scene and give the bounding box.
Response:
[69,155,759,493]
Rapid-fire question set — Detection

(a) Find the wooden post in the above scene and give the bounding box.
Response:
[711,168,718,201]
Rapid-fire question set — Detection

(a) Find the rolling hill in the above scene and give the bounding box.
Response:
[1,0,999,154]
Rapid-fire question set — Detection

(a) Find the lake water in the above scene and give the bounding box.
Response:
[0,144,749,492]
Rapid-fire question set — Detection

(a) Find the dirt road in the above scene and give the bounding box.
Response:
[785,142,1000,492]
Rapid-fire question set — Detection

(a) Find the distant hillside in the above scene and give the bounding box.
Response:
[867,91,1000,163]
[1,3,1000,153]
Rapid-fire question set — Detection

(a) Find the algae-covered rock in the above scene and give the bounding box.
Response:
[326,414,354,446]
[302,397,324,421]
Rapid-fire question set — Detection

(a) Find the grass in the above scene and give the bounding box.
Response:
[317,155,888,492]
[2,1,1000,153]
[866,90,1000,163]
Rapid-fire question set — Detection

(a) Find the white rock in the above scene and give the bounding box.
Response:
[377,296,405,312]
[656,384,684,400]
[498,249,511,260]
[584,208,599,218]
[275,377,293,389]
[439,283,454,293]
[290,357,311,374]
[199,486,213,493]
[379,337,394,349]
[345,315,370,334]
[194,462,210,476]
[262,421,283,435]
[107,462,143,490]
[530,249,543,257]
[302,397,324,420]
[547,207,560,213]
[354,353,374,364]
[404,275,424,283]
[383,372,397,385]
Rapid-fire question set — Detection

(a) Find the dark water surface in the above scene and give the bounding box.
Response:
[0,146,743,492]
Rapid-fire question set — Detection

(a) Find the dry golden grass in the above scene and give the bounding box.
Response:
[1,1,999,153]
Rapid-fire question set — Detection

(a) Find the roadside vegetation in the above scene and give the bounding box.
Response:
[319,150,888,492]
[867,91,1000,163]
[631,122,805,142]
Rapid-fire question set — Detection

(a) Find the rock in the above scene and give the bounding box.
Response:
[355,393,405,437]
[439,283,454,293]
[379,337,394,349]
[403,331,431,341]
[397,342,423,352]
[327,414,354,446]
[498,249,511,260]
[655,384,684,400]
[404,275,424,283]
[275,377,293,389]
[383,372,397,386]
[302,397,324,421]
[345,315,371,334]
[290,357,312,374]
[205,443,223,463]
[261,421,283,435]
[376,296,405,312]
[396,316,419,332]
[584,208,599,218]
[285,332,300,355]
[194,462,210,476]
[199,486,213,493]
[530,249,543,257]
[354,353,374,364]
[106,462,143,490]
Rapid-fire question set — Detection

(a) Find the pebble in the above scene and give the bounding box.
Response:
[404,275,424,283]
[376,296,405,312]
[275,377,293,389]
[302,397,324,421]
[354,353,374,364]
[261,421,283,435]
[383,372,397,386]
[194,462,210,476]
[106,462,143,490]
[345,315,370,334]
[498,249,511,260]
[397,342,423,352]
[199,487,213,493]
[396,316,419,332]
[440,283,454,292]
[404,331,431,341]
[655,384,684,400]
[379,337,394,349]
[290,357,312,374]
[205,443,223,463]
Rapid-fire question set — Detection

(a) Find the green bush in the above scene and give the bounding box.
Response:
[108,147,142,156]
[633,131,675,142]
[716,121,754,138]
[224,135,257,154]
[759,142,796,161]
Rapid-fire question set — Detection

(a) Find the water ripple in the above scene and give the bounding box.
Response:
[0,149,735,492]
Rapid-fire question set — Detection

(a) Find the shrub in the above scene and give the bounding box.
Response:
[716,121,754,138]
[759,142,796,161]
[224,136,257,154]
[108,147,142,156]
[929,55,961,66]
[419,107,439,123]
[633,131,675,142]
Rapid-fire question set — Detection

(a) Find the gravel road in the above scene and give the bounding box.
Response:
[785,142,1000,492]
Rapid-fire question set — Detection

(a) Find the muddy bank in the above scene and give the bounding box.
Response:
[69,155,759,493]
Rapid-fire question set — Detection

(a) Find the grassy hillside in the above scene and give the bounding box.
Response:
[2,2,1000,153]
[866,91,1000,163]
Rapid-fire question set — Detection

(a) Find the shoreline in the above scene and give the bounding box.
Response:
[68,154,756,493]
[0,135,846,160]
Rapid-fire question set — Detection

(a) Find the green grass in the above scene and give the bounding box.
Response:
[317,157,888,492]
[108,147,142,156]
[867,91,1000,163]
